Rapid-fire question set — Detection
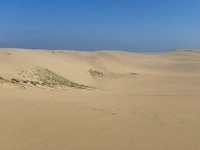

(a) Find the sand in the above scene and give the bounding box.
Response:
[0,48,200,150]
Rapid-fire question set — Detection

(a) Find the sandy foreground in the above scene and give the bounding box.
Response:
[1,48,200,150]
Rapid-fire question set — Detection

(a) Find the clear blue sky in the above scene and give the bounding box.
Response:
[0,0,200,51]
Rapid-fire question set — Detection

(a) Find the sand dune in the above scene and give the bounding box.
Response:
[1,48,200,150]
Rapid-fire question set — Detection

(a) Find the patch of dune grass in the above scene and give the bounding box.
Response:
[89,69,105,77]
[0,77,3,84]
[11,78,20,83]
[0,77,9,83]
[34,68,94,90]
[0,77,25,88]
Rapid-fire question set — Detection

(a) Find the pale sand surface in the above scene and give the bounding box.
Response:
[1,48,200,150]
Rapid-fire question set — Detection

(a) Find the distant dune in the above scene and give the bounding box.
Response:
[1,48,200,150]
[1,48,200,90]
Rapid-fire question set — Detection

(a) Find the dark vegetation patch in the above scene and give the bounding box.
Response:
[89,69,138,79]
[89,69,105,77]
[22,80,29,83]
[130,73,138,75]
[0,77,24,88]
[11,78,20,83]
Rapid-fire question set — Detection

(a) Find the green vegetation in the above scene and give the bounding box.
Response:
[1,68,94,90]
[130,72,138,75]
[11,78,20,83]
[34,68,94,89]
[88,69,138,79]
[22,80,29,83]
[0,77,4,84]
[89,69,105,77]
[0,77,24,88]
